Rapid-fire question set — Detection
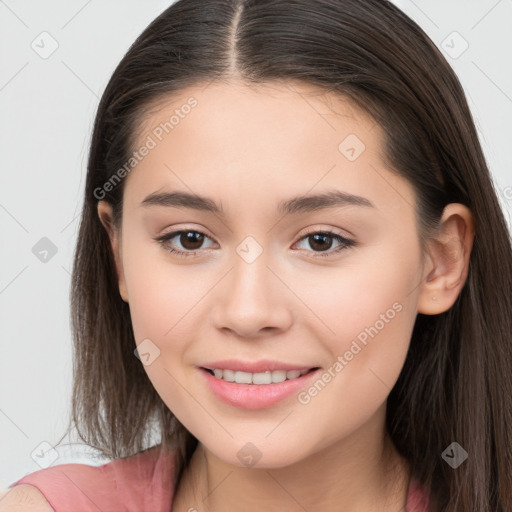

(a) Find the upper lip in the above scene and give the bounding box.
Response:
[200,359,319,373]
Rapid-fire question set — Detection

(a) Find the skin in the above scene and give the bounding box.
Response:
[95,80,474,512]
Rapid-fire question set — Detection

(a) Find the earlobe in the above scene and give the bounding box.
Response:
[97,201,129,302]
[417,203,474,315]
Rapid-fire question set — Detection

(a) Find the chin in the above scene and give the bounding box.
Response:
[206,439,311,470]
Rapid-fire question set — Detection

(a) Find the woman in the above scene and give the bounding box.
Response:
[4,0,511,510]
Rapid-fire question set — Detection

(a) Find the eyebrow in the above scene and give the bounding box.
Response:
[141,189,373,216]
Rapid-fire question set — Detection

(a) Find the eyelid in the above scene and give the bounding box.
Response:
[156,224,351,242]
[157,223,215,239]
[297,225,353,240]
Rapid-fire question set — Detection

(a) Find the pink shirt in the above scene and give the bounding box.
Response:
[9,445,430,511]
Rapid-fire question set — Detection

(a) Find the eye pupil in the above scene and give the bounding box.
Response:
[309,233,332,251]
[181,231,204,250]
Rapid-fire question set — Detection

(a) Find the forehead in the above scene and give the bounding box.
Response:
[121,80,414,220]
[135,79,372,140]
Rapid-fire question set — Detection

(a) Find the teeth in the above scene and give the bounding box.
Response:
[271,370,287,383]
[235,371,253,384]
[252,371,272,384]
[222,369,235,382]
[207,368,311,384]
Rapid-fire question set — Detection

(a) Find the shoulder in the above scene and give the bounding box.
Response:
[0,485,54,511]
[3,445,177,512]
[406,478,431,512]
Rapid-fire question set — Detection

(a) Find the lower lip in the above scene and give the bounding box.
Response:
[199,368,320,410]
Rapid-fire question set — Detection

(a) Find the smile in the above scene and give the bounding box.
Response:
[199,366,322,409]
[202,368,312,385]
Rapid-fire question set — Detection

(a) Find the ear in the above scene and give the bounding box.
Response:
[97,201,128,302]
[417,203,475,315]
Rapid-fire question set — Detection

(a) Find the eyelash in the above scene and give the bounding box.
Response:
[154,228,356,259]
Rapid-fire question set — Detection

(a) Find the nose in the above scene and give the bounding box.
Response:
[211,251,294,339]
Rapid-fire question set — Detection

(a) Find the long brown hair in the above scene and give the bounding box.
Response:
[61,0,512,510]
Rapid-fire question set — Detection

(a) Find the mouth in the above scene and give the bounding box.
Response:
[200,367,320,385]
[199,364,323,410]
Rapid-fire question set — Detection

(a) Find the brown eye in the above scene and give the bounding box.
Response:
[155,230,214,257]
[307,233,335,251]
[178,231,205,250]
[295,230,355,258]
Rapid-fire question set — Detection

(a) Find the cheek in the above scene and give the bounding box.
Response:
[121,245,210,423]
[295,241,421,396]
[289,254,420,450]
[122,233,209,344]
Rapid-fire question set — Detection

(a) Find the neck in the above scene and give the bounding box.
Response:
[172,407,411,512]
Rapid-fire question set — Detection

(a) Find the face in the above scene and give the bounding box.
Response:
[106,80,430,468]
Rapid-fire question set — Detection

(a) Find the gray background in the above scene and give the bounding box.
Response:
[1,0,511,488]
